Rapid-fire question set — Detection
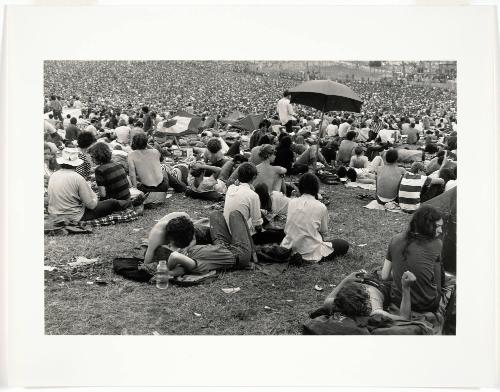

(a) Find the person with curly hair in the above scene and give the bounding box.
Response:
[318,269,417,320]
[75,131,95,180]
[141,210,254,274]
[203,137,228,167]
[380,204,444,312]
[90,142,130,201]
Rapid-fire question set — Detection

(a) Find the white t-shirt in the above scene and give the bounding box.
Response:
[277,97,294,125]
[224,183,263,235]
[281,194,333,262]
[115,126,131,145]
[338,122,350,138]
[377,128,395,144]
[326,124,339,137]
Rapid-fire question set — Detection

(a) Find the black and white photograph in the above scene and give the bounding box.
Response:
[3,3,499,389]
[43,60,457,336]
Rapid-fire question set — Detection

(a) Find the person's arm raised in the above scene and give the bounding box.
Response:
[380,258,392,281]
[399,271,416,320]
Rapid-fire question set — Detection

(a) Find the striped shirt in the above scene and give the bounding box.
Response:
[94,162,131,200]
[398,173,431,212]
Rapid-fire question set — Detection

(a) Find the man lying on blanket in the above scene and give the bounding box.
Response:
[318,269,417,320]
[139,210,255,276]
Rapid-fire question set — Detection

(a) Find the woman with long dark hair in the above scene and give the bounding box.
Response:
[381,205,444,312]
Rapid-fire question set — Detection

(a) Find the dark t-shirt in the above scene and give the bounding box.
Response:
[94,162,131,200]
[65,125,80,142]
[386,232,443,312]
[273,147,294,173]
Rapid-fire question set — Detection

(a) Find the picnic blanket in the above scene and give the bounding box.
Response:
[345,182,376,191]
[44,215,93,236]
[86,208,139,227]
[363,199,405,213]
[304,274,455,335]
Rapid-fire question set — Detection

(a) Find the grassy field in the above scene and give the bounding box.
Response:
[44,183,410,335]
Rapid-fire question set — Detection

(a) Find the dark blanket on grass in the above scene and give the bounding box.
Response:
[304,273,456,335]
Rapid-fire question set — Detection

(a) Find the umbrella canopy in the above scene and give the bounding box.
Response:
[289,80,363,113]
[230,113,265,132]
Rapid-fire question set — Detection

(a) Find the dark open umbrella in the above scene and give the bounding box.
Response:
[289,80,363,166]
[289,80,363,113]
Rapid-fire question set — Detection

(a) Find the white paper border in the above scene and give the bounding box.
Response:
[3,3,499,388]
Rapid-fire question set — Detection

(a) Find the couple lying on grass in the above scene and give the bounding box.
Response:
[140,170,349,276]
[314,204,446,321]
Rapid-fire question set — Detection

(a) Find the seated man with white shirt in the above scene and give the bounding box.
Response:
[280,173,349,263]
[223,162,263,236]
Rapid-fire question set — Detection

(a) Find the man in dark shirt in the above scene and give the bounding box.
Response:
[49,95,63,122]
[65,117,81,144]
[142,106,152,134]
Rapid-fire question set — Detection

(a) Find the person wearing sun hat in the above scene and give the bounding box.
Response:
[47,148,131,221]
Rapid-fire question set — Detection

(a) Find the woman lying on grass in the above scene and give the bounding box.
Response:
[319,269,417,321]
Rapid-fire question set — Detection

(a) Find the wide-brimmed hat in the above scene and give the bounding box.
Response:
[56,148,83,166]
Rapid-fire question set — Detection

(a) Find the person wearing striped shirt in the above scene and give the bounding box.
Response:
[399,162,444,213]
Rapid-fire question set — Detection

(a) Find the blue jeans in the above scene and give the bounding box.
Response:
[209,210,253,269]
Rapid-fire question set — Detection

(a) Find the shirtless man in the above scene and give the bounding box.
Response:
[254,144,287,194]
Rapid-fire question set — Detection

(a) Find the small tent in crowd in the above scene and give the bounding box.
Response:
[230,113,265,132]
[220,110,244,124]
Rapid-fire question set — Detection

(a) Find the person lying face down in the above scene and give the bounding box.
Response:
[318,269,417,321]
[141,210,255,276]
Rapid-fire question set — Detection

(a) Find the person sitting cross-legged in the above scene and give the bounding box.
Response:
[375,148,406,205]
[280,173,349,263]
[224,162,263,236]
[398,161,444,213]
[47,148,131,221]
[90,142,131,201]
[141,210,255,276]
[128,133,186,194]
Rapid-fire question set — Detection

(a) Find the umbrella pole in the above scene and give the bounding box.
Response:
[315,102,326,171]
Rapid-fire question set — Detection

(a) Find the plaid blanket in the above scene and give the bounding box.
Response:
[86,208,139,227]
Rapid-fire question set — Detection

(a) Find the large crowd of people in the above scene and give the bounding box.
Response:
[43,61,457,332]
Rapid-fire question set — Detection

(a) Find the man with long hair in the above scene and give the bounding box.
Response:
[381,205,444,312]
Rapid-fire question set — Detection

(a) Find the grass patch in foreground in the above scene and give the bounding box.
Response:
[44,185,410,335]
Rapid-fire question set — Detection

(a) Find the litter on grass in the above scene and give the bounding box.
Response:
[194,312,202,317]
[358,243,368,247]
[314,285,324,291]
[68,256,99,268]
[221,287,240,294]
[44,266,56,271]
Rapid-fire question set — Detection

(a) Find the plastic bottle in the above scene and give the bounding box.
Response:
[156,260,169,289]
